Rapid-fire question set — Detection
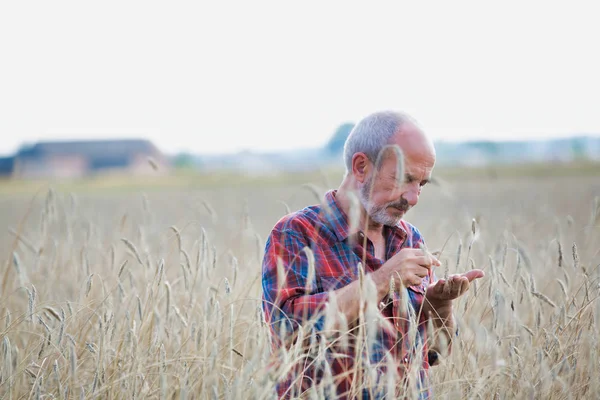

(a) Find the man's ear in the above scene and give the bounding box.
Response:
[351,153,370,183]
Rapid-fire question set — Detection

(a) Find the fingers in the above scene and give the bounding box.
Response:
[426,279,445,296]
[442,275,469,297]
[398,271,424,287]
[431,278,446,296]
[442,277,453,296]
[406,276,423,286]
[413,256,438,270]
[427,270,485,302]
[440,271,483,295]
[389,248,443,288]
[421,252,441,267]
[416,244,442,267]
[413,265,432,287]
[401,268,429,287]
[459,276,469,295]
[400,248,441,267]
[453,275,469,293]
[408,269,429,285]
[462,269,485,282]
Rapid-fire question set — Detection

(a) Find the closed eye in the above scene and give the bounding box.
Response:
[405,174,429,187]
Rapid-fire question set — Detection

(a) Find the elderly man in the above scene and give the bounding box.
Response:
[261,111,484,399]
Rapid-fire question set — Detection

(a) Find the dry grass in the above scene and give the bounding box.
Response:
[0,167,599,399]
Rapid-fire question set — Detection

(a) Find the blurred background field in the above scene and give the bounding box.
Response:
[2,160,600,257]
[1,162,599,398]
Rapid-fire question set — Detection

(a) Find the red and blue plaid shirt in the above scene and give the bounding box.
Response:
[262,190,436,399]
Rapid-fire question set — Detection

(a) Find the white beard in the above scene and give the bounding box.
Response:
[358,176,404,227]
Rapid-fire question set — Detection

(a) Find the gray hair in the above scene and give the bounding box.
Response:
[343,110,413,173]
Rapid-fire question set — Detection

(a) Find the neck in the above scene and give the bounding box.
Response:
[336,176,385,237]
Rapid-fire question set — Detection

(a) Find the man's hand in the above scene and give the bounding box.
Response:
[426,269,485,306]
[372,248,441,300]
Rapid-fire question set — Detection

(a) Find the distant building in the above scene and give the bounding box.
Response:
[0,156,15,177]
[11,139,169,179]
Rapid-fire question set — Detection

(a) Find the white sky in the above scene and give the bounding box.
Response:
[1,0,599,156]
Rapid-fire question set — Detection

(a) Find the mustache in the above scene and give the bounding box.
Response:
[387,198,410,211]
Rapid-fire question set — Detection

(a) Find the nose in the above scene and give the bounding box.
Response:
[403,186,420,206]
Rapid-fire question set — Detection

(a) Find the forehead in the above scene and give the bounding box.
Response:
[380,153,434,180]
[404,157,434,180]
[381,123,436,175]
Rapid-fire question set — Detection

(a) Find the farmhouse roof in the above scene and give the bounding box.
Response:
[17,139,161,158]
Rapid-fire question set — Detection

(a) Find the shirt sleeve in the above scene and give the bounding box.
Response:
[261,227,329,345]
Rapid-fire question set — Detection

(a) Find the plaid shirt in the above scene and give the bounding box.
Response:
[262,190,436,399]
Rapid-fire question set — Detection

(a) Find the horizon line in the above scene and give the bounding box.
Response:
[1,132,600,158]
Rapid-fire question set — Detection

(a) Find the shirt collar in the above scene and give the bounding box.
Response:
[321,189,408,244]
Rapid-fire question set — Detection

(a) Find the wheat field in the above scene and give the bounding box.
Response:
[0,167,599,399]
